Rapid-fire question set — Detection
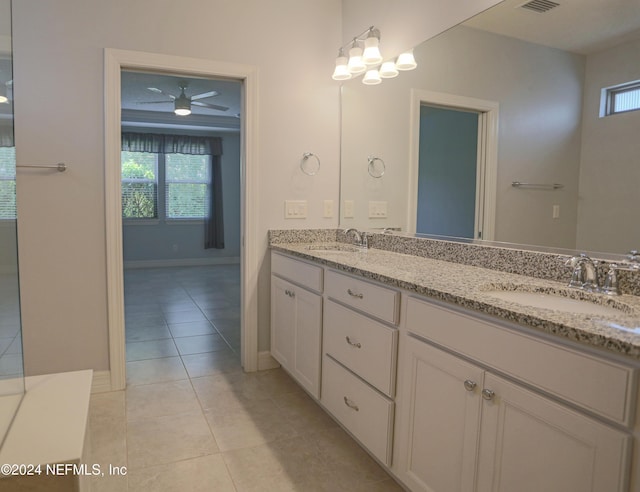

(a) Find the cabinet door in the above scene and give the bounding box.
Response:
[270,275,322,399]
[476,373,631,492]
[397,335,484,492]
[292,286,322,398]
[270,276,296,370]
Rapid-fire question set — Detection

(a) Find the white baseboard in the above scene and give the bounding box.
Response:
[124,256,240,269]
[258,351,280,371]
[91,370,113,393]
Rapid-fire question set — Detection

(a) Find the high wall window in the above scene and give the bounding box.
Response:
[0,147,16,220]
[602,80,640,116]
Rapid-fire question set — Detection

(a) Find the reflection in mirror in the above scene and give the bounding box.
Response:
[0,0,24,447]
[340,0,640,256]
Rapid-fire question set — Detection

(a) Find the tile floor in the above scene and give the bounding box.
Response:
[87,265,403,491]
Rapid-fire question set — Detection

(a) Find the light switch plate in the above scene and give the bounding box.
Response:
[285,200,307,219]
[369,201,388,218]
[323,200,334,218]
[344,200,355,218]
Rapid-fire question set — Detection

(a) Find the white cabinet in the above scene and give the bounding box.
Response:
[321,271,400,466]
[270,253,323,399]
[396,298,632,492]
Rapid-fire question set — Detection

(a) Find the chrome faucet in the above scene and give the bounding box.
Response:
[565,253,600,292]
[601,250,640,296]
[344,228,368,249]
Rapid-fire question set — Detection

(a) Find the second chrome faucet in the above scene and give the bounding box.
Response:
[344,228,368,249]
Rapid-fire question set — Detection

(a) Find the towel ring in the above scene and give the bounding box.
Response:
[368,156,385,178]
[300,152,320,176]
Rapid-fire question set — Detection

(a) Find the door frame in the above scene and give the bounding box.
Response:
[104,48,259,390]
[407,89,498,240]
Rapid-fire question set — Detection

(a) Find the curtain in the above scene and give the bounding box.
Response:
[205,155,225,250]
[121,132,225,249]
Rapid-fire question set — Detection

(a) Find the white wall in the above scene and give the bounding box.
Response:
[341,26,585,249]
[576,38,640,254]
[12,0,342,375]
[341,0,501,60]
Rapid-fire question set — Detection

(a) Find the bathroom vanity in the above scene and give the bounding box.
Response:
[269,231,640,492]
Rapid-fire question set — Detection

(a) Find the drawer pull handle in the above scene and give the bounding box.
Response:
[284,289,295,298]
[347,289,364,299]
[481,389,495,401]
[463,380,477,392]
[345,336,362,348]
[343,396,359,411]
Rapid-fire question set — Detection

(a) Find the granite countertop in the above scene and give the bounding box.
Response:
[271,242,640,361]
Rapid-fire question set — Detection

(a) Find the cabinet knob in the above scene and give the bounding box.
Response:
[347,289,364,299]
[343,396,359,411]
[463,380,477,392]
[345,336,362,348]
[481,389,495,401]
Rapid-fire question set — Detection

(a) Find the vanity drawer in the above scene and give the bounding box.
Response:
[321,355,394,466]
[325,270,399,325]
[324,300,398,397]
[406,296,637,426]
[271,252,323,293]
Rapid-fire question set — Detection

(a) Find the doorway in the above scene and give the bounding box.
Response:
[408,89,498,241]
[104,49,259,391]
[119,70,243,384]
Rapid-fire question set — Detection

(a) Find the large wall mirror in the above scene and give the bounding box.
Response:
[0,0,24,447]
[340,0,640,256]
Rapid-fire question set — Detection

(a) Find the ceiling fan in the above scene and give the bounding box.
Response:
[138,82,229,116]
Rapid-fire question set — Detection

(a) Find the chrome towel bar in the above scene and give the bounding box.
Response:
[16,162,67,172]
[511,181,563,190]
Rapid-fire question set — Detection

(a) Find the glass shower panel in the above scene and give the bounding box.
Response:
[0,0,24,447]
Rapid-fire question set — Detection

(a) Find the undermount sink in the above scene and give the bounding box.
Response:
[484,288,632,317]
[305,244,361,253]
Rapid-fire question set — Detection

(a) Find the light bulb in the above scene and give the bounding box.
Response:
[379,61,399,78]
[332,52,352,80]
[362,69,382,85]
[396,50,417,71]
[362,34,382,65]
[347,44,366,74]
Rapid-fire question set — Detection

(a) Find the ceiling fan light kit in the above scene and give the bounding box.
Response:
[332,26,417,85]
[139,81,229,116]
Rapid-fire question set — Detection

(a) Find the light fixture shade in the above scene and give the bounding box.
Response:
[396,50,417,71]
[362,36,382,65]
[362,69,382,85]
[347,45,367,74]
[174,94,191,116]
[379,61,399,78]
[332,54,352,80]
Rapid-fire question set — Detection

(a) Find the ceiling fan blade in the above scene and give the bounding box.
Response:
[191,90,219,101]
[192,101,229,111]
[147,87,176,99]
[136,100,174,105]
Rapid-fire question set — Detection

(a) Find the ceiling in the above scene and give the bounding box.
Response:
[465,0,640,55]
[120,70,242,132]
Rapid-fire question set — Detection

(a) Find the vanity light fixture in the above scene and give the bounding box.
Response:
[332,26,417,84]
[0,84,7,104]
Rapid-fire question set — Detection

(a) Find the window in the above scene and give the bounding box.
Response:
[603,80,640,116]
[166,154,210,219]
[121,150,211,220]
[0,147,16,220]
[121,151,158,219]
